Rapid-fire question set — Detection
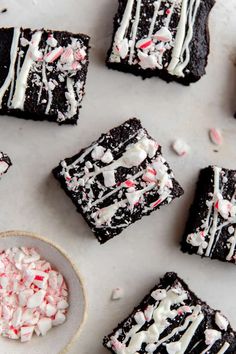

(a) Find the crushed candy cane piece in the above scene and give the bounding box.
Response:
[209,128,223,146]
[44,47,64,63]
[153,27,172,42]
[46,34,58,48]
[21,326,34,342]
[136,38,153,50]
[0,247,69,342]
[37,317,52,336]
[111,288,124,301]
[172,139,190,156]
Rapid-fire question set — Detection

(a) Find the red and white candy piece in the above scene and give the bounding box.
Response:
[215,198,236,220]
[60,47,74,64]
[123,179,135,188]
[172,139,190,156]
[153,27,172,42]
[136,38,153,50]
[44,46,64,63]
[116,38,129,59]
[209,128,223,146]
[21,326,34,342]
[74,48,86,61]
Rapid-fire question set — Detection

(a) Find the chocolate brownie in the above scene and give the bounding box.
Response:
[53,118,184,243]
[0,27,90,124]
[107,0,215,85]
[104,272,236,354]
[181,166,236,265]
[0,151,11,176]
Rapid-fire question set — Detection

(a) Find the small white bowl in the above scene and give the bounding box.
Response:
[0,230,87,354]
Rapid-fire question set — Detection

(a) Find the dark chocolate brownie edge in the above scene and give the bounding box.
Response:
[0,109,79,125]
[103,272,236,353]
[185,0,215,82]
[180,166,212,255]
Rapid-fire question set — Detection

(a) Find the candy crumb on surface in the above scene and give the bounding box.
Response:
[172,139,190,156]
[111,288,124,301]
[209,128,223,146]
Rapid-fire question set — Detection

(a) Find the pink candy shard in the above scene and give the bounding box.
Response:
[209,128,223,146]
[60,47,74,64]
[0,247,69,342]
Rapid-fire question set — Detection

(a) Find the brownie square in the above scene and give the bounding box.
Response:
[0,27,90,124]
[0,151,12,176]
[104,272,236,354]
[181,166,236,265]
[53,118,184,243]
[107,0,215,85]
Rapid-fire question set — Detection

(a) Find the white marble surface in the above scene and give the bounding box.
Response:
[0,0,236,353]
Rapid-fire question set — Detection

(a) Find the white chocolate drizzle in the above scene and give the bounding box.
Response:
[216,342,230,354]
[11,31,43,109]
[0,28,20,108]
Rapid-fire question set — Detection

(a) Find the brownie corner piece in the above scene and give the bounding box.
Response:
[0,151,12,176]
[0,27,90,124]
[107,0,215,84]
[103,271,236,354]
[181,165,236,265]
[53,118,183,243]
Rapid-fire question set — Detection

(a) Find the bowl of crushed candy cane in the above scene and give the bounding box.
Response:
[0,230,87,354]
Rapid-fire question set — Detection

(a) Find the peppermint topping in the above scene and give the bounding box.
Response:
[215,312,229,331]
[153,27,172,42]
[91,146,106,160]
[151,289,166,301]
[215,197,236,220]
[209,128,223,146]
[0,247,69,342]
[204,329,222,346]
